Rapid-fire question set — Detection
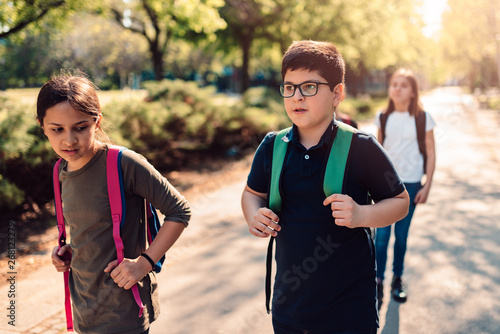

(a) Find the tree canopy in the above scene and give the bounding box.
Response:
[104,0,227,80]
[440,0,500,89]
[1,0,476,90]
[0,0,79,39]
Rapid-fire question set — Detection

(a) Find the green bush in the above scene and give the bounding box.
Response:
[104,80,290,168]
[0,98,56,217]
[339,96,386,121]
[0,175,25,210]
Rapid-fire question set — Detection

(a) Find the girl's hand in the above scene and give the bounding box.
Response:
[105,256,152,290]
[414,185,430,204]
[51,244,72,272]
[323,194,362,228]
[247,207,281,238]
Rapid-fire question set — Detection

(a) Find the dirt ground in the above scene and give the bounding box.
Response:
[0,154,253,286]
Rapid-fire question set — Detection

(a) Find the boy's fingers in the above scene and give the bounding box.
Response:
[266,217,281,231]
[263,208,279,224]
[254,222,276,237]
[323,193,345,206]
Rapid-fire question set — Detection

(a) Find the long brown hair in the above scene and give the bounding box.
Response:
[384,68,423,117]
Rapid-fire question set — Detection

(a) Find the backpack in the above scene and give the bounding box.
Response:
[53,145,165,332]
[379,111,427,173]
[265,121,356,313]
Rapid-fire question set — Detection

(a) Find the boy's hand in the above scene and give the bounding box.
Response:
[51,244,72,272]
[105,256,151,290]
[248,207,281,238]
[323,194,362,228]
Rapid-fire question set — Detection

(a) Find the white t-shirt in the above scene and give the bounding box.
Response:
[374,111,435,183]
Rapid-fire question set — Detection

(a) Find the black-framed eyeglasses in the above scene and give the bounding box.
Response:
[279,81,331,98]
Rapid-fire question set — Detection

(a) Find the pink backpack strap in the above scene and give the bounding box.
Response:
[53,159,74,332]
[107,146,145,317]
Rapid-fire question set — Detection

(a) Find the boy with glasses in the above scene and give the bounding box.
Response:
[241,40,409,333]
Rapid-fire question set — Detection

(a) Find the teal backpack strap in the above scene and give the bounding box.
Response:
[269,127,291,213]
[323,121,356,196]
[265,126,290,314]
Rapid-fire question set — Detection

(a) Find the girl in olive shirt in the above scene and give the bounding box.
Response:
[38,74,191,334]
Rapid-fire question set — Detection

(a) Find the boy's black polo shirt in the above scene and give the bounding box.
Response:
[247,120,405,331]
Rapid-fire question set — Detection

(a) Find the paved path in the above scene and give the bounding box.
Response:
[2,87,500,333]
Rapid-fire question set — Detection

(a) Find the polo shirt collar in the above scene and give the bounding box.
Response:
[281,118,337,149]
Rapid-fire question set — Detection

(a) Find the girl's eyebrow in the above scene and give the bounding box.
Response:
[47,120,90,126]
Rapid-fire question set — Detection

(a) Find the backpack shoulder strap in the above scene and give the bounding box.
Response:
[324,121,356,196]
[106,145,145,317]
[379,112,389,144]
[52,159,74,332]
[415,111,427,173]
[266,126,290,314]
[106,146,125,262]
[53,159,66,248]
[415,111,426,153]
[269,127,291,213]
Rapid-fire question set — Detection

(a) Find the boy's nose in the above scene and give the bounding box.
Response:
[292,88,305,100]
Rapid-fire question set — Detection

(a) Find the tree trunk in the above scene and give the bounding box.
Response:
[150,40,164,81]
[240,34,252,93]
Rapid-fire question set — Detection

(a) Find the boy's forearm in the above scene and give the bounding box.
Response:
[359,190,409,228]
[241,188,267,225]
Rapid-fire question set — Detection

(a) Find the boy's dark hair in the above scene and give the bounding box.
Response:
[281,40,345,89]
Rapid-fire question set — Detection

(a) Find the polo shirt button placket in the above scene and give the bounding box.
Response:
[300,153,312,176]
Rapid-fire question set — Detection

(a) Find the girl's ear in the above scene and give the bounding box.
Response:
[333,84,345,107]
[37,119,47,135]
[95,114,102,131]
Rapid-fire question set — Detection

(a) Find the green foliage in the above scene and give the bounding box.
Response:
[0,0,84,39]
[0,175,25,210]
[108,81,281,163]
[339,96,387,120]
[0,97,57,215]
[440,0,500,88]
[104,80,289,167]
[103,0,227,80]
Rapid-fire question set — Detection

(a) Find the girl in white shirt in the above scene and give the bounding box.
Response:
[374,68,436,308]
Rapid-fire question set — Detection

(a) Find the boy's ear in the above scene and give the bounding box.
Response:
[333,84,345,107]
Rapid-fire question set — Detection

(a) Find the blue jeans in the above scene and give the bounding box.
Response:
[272,318,377,334]
[375,182,421,280]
